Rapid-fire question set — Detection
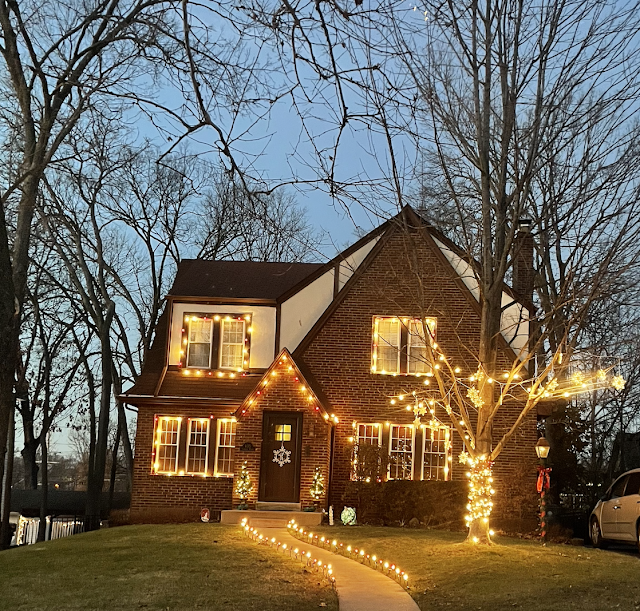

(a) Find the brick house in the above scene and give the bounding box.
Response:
[123,206,538,523]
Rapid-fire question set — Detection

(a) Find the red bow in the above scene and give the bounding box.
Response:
[537,466,552,493]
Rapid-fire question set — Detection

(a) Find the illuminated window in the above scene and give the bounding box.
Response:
[220,319,245,369]
[389,424,414,480]
[374,317,401,373]
[351,423,383,481]
[154,417,181,474]
[275,424,292,442]
[372,316,436,375]
[181,313,251,370]
[421,426,451,481]
[186,316,213,368]
[215,419,237,476]
[186,419,210,475]
[408,319,434,374]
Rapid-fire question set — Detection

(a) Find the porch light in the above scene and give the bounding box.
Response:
[535,437,550,460]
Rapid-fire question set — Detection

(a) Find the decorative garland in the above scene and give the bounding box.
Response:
[287,520,410,589]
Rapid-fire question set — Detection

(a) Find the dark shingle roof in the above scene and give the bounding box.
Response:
[167,260,324,300]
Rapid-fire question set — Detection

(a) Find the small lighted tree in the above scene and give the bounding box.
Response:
[235,461,253,509]
[310,467,325,508]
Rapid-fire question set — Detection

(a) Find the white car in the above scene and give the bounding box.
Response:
[590,468,640,551]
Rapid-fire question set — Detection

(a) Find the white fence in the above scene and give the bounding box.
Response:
[13,516,84,546]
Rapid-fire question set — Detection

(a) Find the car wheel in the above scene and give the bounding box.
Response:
[591,517,607,548]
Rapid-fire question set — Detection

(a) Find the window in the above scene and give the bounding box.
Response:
[352,423,383,481]
[187,316,213,368]
[220,319,246,369]
[625,472,640,496]
[389,425,414,480]
[181,313,251,370]
[215,419,237,476]
[275,424,292,442]
[154,417,181,474]
[372,316,436,375]
[152,415,236,477]
[374,318,401,373]
[186,419,210,475]
[421,426,451,481]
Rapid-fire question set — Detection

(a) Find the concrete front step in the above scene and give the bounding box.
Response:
[220,509,323,527]
[256,501,301,511]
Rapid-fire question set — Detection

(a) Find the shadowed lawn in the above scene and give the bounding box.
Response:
[311,526,640,611]
[0,524,337,611]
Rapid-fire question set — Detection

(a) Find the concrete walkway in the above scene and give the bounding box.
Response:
[260,527,420,611]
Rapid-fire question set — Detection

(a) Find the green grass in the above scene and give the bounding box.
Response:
[311,526,640,611]
[0,524,337,611]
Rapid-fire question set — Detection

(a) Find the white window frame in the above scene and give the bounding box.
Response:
[408,319,435,375]
[153,416,182,475]
[185,418,210,475]
[219,318,246,371]
[372,317,401,374]
[420,426,451,481]
[351,423,384,481]
[185,315,213,369]
[356,423,383,447]
[388,424,415,480]
[214,418,237,477]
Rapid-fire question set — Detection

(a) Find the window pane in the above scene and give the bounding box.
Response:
[216,420,237,476]
[611,475,628,498]
[187,419,209,474]
[220,320,245,369]
[275,424,292,441]
[624,472,640,496]
[422,427,451,481]
[186,317,212,368]
[375,318,400,373]
[408,320,430,374]
[154,417,181,474]
[389,425,413,480]
[352,423,382,481]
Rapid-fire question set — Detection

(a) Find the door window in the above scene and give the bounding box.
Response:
[623,472,640,496]
[610,475,628,499]
[275,424,292,442]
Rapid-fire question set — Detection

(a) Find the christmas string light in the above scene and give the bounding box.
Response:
[287,521,410,589]
[240,518,336,587]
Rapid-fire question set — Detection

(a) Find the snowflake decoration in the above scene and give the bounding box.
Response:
[273,442,292,467]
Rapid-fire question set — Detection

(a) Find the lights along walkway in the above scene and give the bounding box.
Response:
[250,525,420,611]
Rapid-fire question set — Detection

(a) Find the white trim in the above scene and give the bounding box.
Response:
[185,418,210,475]
[219,318,246,370]
[215,418,237,477]
[420,425,451,481]
[185,316,213,369]
[372,316,401,374]
[356,422,383,446]
[388,424,415,480]
[153,416,182,475]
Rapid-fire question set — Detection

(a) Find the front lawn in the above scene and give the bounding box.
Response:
[0,524,337,611]
[311,526,640,611]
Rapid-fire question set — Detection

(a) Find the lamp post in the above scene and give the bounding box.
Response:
[535,437,551,543]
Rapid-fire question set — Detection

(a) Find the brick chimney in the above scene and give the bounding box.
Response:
[512,219,534,302]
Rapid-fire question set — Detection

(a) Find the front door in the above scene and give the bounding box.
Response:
[259,412,303,502]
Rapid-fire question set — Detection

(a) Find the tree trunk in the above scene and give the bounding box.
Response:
[85,303,115,532]
[37,434,48,542]
[0,404,15,548]
[108,426,121,514]
[113,373,133,491]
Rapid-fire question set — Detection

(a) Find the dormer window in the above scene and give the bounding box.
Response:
[181,313,251,370]
[187,317,213,368]
[371,316,436,375]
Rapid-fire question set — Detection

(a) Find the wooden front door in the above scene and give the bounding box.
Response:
[259,412,303,502]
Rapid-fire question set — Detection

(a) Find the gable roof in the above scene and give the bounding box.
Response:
[235,349,335,423]
[168,260,324,300]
